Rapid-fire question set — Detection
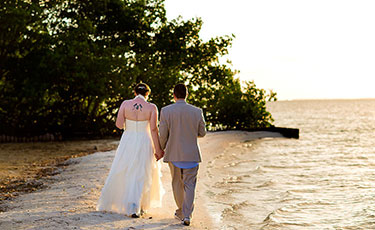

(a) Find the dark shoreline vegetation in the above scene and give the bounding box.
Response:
[0,0,276,140]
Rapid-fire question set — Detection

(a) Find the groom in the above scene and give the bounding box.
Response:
[159,83,206,226]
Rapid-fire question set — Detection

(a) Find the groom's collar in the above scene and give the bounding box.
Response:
[175,99,186,104]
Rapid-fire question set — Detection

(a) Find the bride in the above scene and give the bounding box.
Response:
[96,83,164,218]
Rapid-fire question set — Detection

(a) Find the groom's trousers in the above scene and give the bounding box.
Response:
[168,162,199,219]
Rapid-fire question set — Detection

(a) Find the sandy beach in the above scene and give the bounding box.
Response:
[0,131,283,230]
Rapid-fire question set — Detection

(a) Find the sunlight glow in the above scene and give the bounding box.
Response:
[165,0,375,100]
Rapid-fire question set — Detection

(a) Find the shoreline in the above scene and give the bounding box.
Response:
[0,131,284,229]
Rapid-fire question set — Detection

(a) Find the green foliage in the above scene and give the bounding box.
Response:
[199,78,276,130]
[0,0,276,138]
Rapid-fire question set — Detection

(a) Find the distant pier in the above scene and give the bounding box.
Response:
[244,126,300,139]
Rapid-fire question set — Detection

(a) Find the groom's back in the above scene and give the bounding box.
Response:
[159,101,206,162]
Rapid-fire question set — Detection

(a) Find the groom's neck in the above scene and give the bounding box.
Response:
[175,98,186,103]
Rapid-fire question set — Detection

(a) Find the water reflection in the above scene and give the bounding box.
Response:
[206,100,375,229]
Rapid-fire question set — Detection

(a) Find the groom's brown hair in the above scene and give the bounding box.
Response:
[173,83,187,99]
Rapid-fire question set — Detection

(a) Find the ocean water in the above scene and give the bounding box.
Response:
[206,99,375,229]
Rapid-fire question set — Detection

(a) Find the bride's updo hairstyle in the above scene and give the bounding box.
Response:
[134,83,151,96]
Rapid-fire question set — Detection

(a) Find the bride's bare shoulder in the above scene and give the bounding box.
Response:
[122,99,134,104]
[118,99,133,109]
[148,102,158,110]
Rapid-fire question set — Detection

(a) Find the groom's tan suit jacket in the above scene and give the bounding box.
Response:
[159,100,206,162]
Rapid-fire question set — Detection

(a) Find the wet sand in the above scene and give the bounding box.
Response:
[0,131,282,229]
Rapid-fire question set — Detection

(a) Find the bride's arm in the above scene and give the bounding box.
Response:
[150,104,163,160]
[115,101,126,129]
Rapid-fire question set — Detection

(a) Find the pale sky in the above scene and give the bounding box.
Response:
[164,0,375,100]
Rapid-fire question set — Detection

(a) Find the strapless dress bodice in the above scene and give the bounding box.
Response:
[125,120,149,132]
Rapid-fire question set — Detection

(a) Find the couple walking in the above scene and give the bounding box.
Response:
[96,83,206,226]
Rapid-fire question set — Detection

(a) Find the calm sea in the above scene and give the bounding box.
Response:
[206,99,375,229]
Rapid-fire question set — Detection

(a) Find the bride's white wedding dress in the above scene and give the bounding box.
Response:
[96,119,163,215]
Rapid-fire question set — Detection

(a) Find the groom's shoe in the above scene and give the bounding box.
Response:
[131,213,140,218]
[182,218,190,226]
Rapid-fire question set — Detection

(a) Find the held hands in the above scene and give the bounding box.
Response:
[154,149,164,161]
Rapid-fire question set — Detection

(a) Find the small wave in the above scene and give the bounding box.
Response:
[216,188,241,197]
[221,201,248,218]
[262,210,278,223]
[261,221,312,229]
[253,165,265,173]
[223,160,252,168]
[262,208,312,229]
[287,188,319,194]
[215,176,243,187]
[263,164,304,169]
[224,162,239,168]
[255,180,274,188]
[295,200,335,207]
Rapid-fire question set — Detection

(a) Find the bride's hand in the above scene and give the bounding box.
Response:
[154,149,164,161]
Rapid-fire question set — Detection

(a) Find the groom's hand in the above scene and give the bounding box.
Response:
[155,150,164,161]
